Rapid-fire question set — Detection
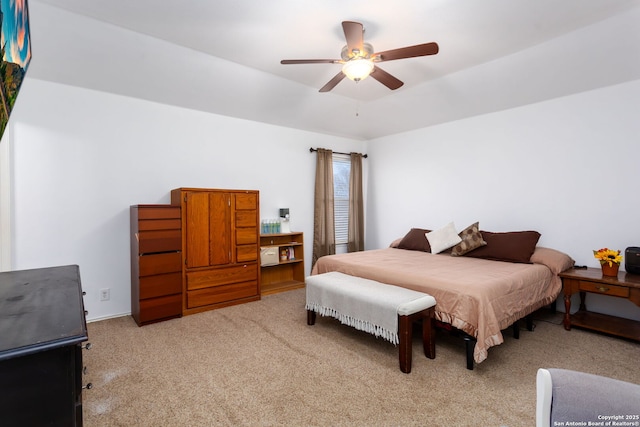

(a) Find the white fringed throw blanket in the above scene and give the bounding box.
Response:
[305,271,430,345]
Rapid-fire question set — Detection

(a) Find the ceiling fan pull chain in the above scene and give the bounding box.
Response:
[355,83,360,117]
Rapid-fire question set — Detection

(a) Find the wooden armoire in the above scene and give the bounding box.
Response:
[171,188,260,315]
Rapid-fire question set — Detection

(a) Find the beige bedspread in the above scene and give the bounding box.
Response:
[312,247,565,364]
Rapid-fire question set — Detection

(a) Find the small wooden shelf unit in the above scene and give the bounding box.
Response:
[260,232,305,295]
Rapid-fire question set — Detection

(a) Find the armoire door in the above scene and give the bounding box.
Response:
[184,191,210,269]
[185,191,232,268]
[209,192,231,266]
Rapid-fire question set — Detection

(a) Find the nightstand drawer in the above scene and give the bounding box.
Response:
[579,281,629,297]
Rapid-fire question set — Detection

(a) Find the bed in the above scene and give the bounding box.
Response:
[311,225,574,368]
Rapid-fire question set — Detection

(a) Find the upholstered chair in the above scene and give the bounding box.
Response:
[536,368,640,427]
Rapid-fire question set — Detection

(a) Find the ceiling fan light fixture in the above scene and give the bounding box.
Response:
[280,21,438,92]
[342,58,374,82]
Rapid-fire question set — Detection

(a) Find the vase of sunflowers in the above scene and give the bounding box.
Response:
[593,248,623,277]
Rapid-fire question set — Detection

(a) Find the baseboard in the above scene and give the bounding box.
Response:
[87,312,131,323]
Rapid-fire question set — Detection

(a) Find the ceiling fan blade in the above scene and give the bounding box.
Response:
[374,42,439,62]
[281,59,340,65]
[342,21,364,55]
[319,72,346,92]
[370,66,403,90]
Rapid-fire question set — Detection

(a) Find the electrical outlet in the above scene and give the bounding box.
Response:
[99,288,110,301]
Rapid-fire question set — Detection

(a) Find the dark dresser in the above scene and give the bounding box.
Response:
[0,265,89,426]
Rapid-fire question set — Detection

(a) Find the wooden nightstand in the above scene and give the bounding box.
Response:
[559,267,640,341]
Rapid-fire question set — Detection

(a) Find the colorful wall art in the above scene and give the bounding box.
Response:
[0,0,31,141]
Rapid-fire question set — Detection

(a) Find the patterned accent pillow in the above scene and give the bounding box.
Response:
[450,222,486,256]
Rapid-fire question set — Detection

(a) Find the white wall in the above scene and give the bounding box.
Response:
[7,78,640,323]
[366,78,640,320]
[6,74,640,324]
[5,2,639,324]
[7,78,364,320]
[0,130,11,270]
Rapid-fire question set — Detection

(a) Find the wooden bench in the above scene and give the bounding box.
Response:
[305,271,436,373]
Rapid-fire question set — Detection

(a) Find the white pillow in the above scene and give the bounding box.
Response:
[426,222,462,254]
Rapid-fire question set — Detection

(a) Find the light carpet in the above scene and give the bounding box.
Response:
[83,289,640,426]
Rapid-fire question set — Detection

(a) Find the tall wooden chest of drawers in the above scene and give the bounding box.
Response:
[130,204,183,326]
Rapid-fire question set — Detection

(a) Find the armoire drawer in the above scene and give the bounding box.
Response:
[235,193,257,210]
[187,281,258,308]
[237,245,257,262]
[236,210,257,227]
[139,272,182,299]
[186,264,258,291]
[236,227,257,245]
[139,252,182,277]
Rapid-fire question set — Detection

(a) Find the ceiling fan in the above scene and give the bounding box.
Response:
[281,21,439,92]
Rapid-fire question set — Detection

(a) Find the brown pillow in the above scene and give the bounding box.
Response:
[397,228,432,252]
[463,230,541,263]
[389,238,403,248]
[530,247,575,274]
[450,222,487,256]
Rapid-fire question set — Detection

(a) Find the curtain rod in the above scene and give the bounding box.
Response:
[309,147,368,158]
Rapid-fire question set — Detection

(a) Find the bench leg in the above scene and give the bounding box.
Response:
[398,315,412,374]
[307,310,316,325]
[399,307,436,374]
[422,308,436,360]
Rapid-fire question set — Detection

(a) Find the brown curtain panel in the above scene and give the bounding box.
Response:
[312,148,335,267]
[347,152,364,252]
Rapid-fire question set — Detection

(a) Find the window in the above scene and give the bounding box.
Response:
[333,155,350,245]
